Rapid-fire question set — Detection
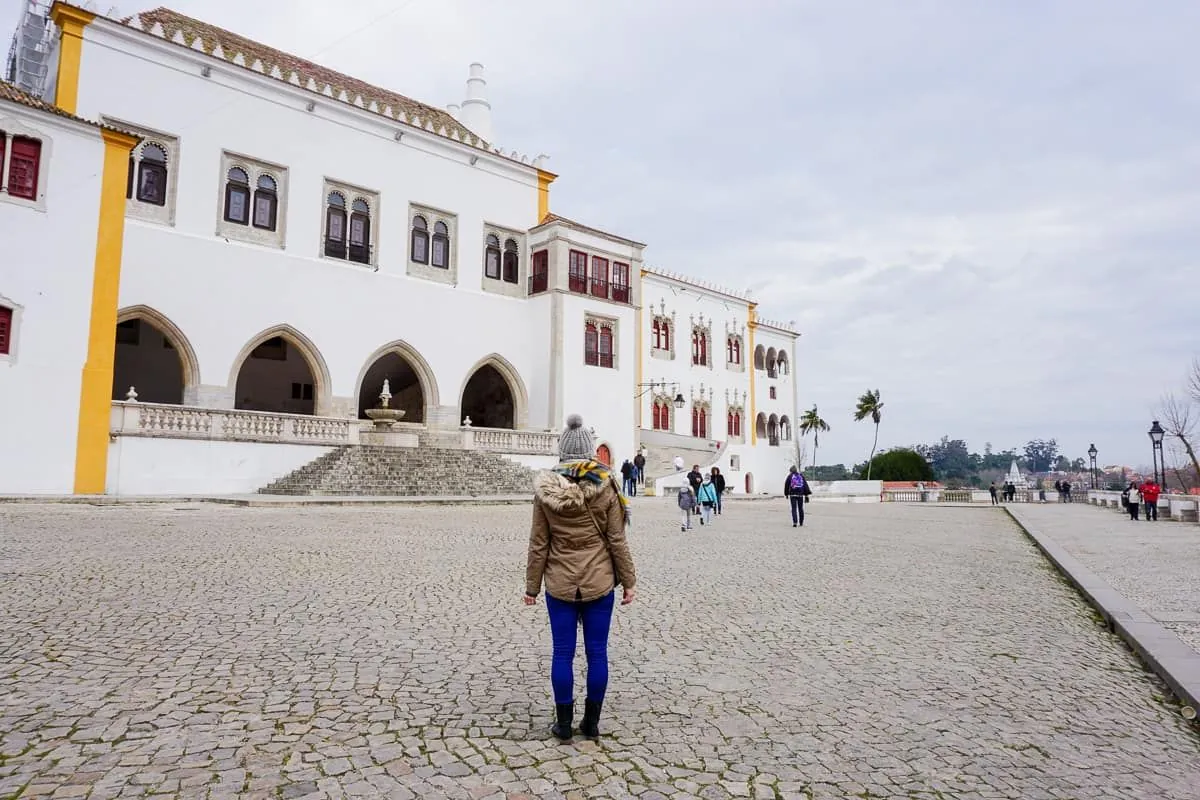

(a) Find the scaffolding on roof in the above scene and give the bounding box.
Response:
[5,0,54,98]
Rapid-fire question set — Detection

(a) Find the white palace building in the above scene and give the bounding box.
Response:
[0,1,799,497]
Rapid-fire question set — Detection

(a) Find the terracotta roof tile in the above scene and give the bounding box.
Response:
[534,213,646,248]
[122,6,487,149]
[0,80,137,138]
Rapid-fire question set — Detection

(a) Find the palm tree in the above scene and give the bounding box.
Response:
[854,389,884,479]
[798,405,830,469]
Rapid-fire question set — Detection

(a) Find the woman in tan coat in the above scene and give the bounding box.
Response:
[524,415,637,741]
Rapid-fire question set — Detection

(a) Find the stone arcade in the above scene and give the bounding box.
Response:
[0,1,799,496]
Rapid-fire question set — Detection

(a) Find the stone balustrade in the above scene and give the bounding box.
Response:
[1089,488,1199,522]
[110,401,358,446]
[466,426,559,455]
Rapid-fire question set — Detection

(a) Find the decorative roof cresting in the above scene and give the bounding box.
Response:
[117,6,493,151]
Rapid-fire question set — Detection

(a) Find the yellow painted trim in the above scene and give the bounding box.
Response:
[50,3,96,115]
[636,301,643,431]
[748,302,758,445]
[73,128,139,494]
[536,169,555,223]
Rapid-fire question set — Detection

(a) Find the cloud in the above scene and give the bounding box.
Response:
[5,0,1197,469]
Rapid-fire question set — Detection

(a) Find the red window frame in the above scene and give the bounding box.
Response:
[569,250,588,293]
[7,136,41,200]
[692,407,708,438]
[590,256,609,298]
[692,330,707,366]
[530,249,549,293]
[584,321,599,365]
[0,306,11,355]
[611,262,630,303]
[598,325,613,368]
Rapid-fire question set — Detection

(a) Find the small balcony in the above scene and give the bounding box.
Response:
[529,271,549,295]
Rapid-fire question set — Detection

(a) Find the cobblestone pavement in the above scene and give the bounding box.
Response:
[1006,502,1200,656]
[2,500,1198,800]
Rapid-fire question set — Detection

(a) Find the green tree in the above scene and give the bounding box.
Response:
[799,405,830,468]
[853,389,884,479]
[855,448,934,481]
[1023,439,1059,473]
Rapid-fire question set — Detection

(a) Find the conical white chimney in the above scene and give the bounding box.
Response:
[459,62,492,143]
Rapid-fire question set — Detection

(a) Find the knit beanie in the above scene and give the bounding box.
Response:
[558,414,596,461]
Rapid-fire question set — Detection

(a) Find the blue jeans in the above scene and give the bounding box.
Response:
[790,495,806,525]
[545,591,615,705]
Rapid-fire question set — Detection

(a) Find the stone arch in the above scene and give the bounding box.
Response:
[780,415,792,440]
[228,324,333,416]
[458,354,529,430]
[776,351,789,375]
[768,413,780,445]
[766,346,778,376]
[754,344,766,371]
[113,305,200,405]
[755,412,767,439]
[355,340,440,424]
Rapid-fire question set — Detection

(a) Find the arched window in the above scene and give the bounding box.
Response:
[324,192,347,258]
[663,320,671,351]
[727,410,735,436]
[135,143,167,206]
[223,167,250,225]
[431,220,450,268]
[692,330,708,366]
[734,411,742,437]
[734,339,741,364]
[411,215,429,264]
[349,198,371,264]
[484,234,501,279]
[598,325,613,368]
[652,319,661,350]
[584,321,599,366]
[654,401,670,431]
[754,345,766,371]
[502,238,519,283]
[778,354,789,376]
[252,174,277,230]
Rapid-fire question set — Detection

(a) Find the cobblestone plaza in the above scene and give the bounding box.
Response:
[2,501,1198,799]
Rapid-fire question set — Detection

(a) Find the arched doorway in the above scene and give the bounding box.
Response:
[359,353,426,423]
[596,443,612,465]
[232,326,329,415]
[112,307,199,405]
[745,472,754,494]
[461,364,515,429]
[755,413,767,439]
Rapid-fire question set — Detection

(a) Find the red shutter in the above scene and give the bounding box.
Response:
[0,134,6,184]
[0,306,11,354]
[584,322,599,365]
[8,137,41,200]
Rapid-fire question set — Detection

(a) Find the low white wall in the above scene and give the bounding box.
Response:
[499,454,558,471]
[107,437,331,495]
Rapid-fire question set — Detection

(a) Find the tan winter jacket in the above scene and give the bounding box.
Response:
[525,470,637,603]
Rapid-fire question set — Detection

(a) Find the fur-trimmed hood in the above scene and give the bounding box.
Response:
[534,470,611,513]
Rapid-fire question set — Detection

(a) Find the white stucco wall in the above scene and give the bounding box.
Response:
[72,24,550,432]
[0,106,105,494]
[639,274,798,495]
[106,437,332,495]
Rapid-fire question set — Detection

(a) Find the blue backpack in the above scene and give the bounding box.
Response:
[789,473,806,492]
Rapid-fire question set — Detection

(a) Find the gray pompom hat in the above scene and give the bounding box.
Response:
[558,414,596,461]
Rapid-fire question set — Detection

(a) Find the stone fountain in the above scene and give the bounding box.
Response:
[364,379,406,429]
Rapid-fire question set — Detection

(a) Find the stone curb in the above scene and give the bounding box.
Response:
[0,494,533,507]
[1005,506,1200,719]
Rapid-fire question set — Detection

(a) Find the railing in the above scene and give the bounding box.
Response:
[569,273,587,293]
[468,427,558,455]
[529,271,549,294]
[111,401,357,445]
[566,275,630,304]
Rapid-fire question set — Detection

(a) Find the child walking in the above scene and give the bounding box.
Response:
[677,485,696,531]
[696,476,719,525]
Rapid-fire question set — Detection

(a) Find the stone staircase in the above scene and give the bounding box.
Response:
[259,445,537,496]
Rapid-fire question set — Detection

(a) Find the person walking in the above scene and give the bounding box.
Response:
[696,475,718,525]
[687,464,704,494]
[633,451,647,486]
[1141,477,1161,521]
[524,414,637,742]
[1123,482,1141,521]
[710,467,726,515]
[783,466,812,527]
[677,485,696,531]
[989,482,999,506]
[619,458,636,497]
[673,455,685,472]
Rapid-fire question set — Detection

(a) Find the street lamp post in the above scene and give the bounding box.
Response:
[1148,421,1165,486]
[635,380,685,409]
[1087,443,1098,489]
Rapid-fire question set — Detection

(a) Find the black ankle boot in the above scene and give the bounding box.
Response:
[579,699,602,739]
[551,703,573,740]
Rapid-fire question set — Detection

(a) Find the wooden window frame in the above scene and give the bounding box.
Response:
[502,239,519,284]
[590,256,609,299]
[7,136,41,201]
[568,250,588,293]
[530,249,549,293]
[431,221,450,269]
[224,168,250,225]
[484,234,501,280]
[252,175,278,230]
[0,305,13,356]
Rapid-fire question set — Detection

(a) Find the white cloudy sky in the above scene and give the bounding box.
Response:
[8,0,1199,469]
